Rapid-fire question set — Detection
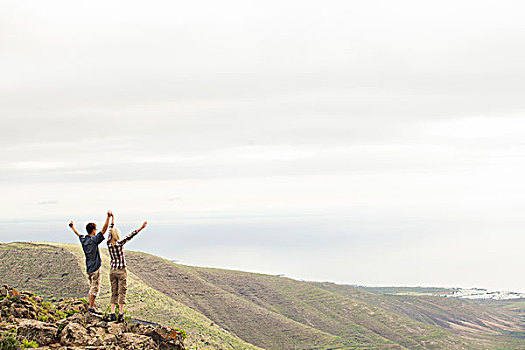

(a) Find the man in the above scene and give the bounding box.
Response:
[69,211,111,315]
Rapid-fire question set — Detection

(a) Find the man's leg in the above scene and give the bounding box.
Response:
[87,269,102,314]
[87,272,96,308]
[89,294,96,308]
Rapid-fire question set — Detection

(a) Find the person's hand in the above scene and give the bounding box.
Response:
[141,221,147,229]
[69,221,74,228]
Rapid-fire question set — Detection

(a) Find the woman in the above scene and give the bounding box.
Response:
[107,212,147,322]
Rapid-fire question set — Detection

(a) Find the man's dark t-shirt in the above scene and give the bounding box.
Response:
[79,232,105,274]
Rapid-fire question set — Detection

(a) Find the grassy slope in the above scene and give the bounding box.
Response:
[0,242,87,299]
[125,251,491,350]
[126,251,376,350]
[314,282,525,350]
[0,242,261,350]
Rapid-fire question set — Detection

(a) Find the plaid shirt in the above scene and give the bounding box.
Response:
[107,223,140,270]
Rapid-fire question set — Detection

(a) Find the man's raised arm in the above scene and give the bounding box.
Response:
[69,221,81,237]
[100,211,112,235]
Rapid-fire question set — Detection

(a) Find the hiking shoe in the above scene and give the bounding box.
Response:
[88,307,103,316]
[110,313,117,322]
[117,313,125,323]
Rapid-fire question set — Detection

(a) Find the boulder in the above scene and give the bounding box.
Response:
[120,332,158,349]
[108,322,126,336]
[17,319,58,346]
[103,332,117,343]
[88,326,106,338]
[65,312,85,325]
[59,322,90,346]
[13,307,29,318]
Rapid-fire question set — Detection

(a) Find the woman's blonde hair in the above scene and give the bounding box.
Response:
[109,227,121,245]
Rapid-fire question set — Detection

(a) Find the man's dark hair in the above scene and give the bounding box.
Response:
[86,223,97,234]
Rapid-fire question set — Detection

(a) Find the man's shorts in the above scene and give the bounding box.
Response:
[87,268,101,297]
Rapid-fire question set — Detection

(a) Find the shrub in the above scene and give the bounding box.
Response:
[65,310,78,317]
[0,333,20,350]
[21,339,38,349]
[173,328,187,340]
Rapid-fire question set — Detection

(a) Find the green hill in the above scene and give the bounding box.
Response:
[1,241,523,349]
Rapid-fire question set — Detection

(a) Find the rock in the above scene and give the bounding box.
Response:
[95,319,108,328]
[120,332,158,349]
[130,324,184,349]
[14,307,29,318]
[103,333,117,343]
[84,312,103,324]
[60,322,90,346]
[108,322,126,336]
[89,326,106,336]
[65,312,85,325]
[55,317,70,328]
[17,319,58,346]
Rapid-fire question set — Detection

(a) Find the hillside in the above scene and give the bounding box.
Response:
[314,282,525,347]
[1,241,524,349]
[125,251,524,349]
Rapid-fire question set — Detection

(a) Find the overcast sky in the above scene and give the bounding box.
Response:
[2,0,525,292]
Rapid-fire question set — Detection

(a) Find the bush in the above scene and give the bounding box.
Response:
[65,310,78,317]
[174,328,187,340]
[21,339,38,349]
[21,339,37,349]
[0,333,20,350]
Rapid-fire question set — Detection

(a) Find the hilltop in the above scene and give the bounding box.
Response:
[1,242,524,349]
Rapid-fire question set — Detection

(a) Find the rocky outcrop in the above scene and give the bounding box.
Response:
[17,319,59,345]
[0,285,185,350]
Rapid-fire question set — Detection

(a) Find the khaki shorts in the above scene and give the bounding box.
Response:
[87,268,101,297]
[110,268,128,305]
